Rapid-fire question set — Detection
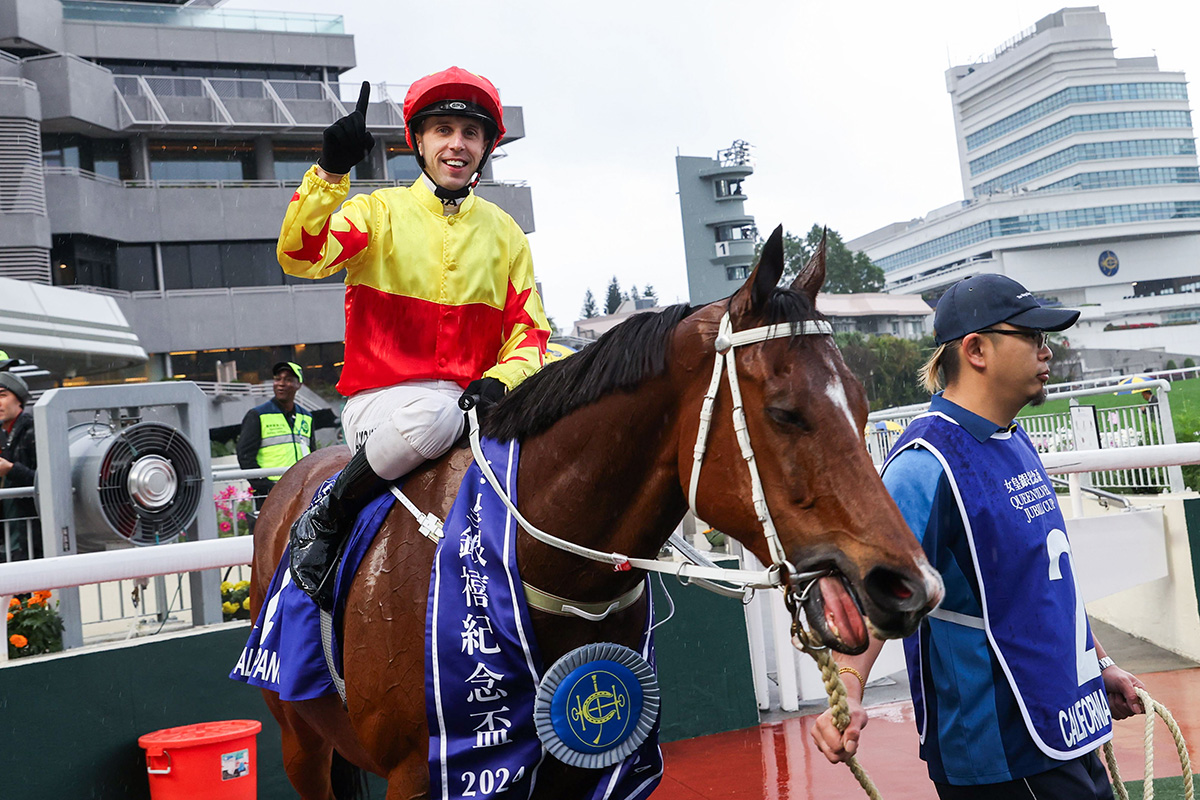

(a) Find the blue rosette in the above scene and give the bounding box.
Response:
[533,642,659,769]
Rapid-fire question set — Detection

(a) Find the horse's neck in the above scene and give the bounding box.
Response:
[513,384,687,600]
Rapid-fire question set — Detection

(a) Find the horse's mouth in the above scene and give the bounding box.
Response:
[798,572,870,655]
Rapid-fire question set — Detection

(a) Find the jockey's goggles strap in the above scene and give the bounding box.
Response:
[687,313,834,568]
[466,407,786,590]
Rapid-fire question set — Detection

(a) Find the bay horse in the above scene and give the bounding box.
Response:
[250,226,943,799]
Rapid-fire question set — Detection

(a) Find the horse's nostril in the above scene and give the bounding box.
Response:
[865,567,918,606]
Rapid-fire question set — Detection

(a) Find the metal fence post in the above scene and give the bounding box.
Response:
[1156,389,1185,492]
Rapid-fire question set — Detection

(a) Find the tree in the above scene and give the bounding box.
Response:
[755,225,884,293]
[580,289,598,319]
[630,285,640,300]
[605,276,623,315]
[834,332,933,410]
[1047,334,1081,383]
[1166,359,1178,370]
[643,284,658,302]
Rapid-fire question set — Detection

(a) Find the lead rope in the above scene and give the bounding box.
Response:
[794,637,882,800]
[1104,687,1194,800]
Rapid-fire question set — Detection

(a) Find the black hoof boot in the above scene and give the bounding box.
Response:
[288,449,384,611]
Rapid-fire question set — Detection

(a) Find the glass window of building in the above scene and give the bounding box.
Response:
[149,140,256,181]
[386,144,422,181]
[714,179,743,198]
[273,142,360,183]
[115,244,157,291]
[100,61,323,83]
[42,134,131,179]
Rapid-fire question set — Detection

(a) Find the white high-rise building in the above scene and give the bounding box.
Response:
[850,7,1200,357]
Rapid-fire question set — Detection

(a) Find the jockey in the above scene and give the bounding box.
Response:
[280,67,550,609]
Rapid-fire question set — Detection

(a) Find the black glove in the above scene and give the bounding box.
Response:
[459,377,507,414]
[319,81,375,175]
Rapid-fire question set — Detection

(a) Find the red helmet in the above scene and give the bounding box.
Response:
[403,66,505,151]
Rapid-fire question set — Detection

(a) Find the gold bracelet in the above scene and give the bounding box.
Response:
[838,666,867,695]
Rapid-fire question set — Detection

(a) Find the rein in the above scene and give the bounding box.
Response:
[464,311,834,604]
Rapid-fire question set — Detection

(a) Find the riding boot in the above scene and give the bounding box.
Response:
[289,447,386,610]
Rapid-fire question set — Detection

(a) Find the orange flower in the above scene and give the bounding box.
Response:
[7,598,17,609]
[9,634,27,648]
[26,597,41,607]
[33,591,51,602]
[5,613,11,622]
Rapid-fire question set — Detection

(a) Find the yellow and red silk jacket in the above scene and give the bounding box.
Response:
[278,167,550,397]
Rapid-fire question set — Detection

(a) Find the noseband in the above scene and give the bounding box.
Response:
[466,311,836,608]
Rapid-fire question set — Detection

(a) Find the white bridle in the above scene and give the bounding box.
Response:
[466,310,835,596]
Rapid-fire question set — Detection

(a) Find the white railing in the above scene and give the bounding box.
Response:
[0,466,284,654]
[866,381,1182,491]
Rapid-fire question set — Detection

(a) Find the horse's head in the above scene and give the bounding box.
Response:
[674,226,943,654]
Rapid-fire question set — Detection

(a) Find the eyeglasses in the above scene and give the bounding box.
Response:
[975,328,1049,349]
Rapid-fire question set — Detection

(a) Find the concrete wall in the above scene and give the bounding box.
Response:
[999,232,1200,307]
[677,156,754,306]
[0,0,65,54]
[45,175,298,243]
[0,73,38,120]
[62,21,355,71]
[23,54,121,133]
[1064,493,1200,662]
[46,177,537,242]
[117,284,345,353]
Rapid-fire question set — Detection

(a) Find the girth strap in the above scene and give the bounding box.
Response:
[523,581,645,621]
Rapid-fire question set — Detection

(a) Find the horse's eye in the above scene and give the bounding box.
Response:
[767,407,810,432]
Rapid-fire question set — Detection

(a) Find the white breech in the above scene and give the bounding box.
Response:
[340,380,465,481]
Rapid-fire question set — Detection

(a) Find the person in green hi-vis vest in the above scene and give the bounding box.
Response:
[237,361,315,505]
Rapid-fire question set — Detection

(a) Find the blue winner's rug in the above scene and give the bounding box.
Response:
[426,437,662,800]
[229,479,396,700]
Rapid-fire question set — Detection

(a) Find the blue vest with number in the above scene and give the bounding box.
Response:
[884,412,1112,759]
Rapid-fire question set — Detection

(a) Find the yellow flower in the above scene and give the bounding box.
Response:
[220,581,233,593]
[235,581,250,590]
[9,634,27,648]
[222,602,238,614]
[242,598,251,610]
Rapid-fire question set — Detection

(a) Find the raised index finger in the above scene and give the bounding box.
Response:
[356,81,371,118]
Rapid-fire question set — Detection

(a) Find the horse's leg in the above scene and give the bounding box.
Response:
[384,751,433,800]
[263,691,337,800]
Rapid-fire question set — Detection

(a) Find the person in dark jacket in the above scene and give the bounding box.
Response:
[236,361,315,503]
[0,372,39,561]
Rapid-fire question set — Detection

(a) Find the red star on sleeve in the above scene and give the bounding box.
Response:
[328,220,369,268]
[503,281,537,334]
[283,217,331,264]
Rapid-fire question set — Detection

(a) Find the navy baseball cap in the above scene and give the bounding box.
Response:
[272,361,303,383]
[933,274,1080,345]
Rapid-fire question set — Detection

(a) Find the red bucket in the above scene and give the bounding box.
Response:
[139,720,263,800]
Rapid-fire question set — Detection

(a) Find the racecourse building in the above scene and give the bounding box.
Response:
[677,141,758,306]
[0,0,533,408]
[849,7,1200,355]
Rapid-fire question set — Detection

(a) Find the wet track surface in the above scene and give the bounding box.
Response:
[657,622,1199,799]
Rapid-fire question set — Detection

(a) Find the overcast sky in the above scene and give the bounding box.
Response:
[225,0,1200,329]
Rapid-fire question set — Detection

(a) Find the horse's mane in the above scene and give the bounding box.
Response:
[482,288,817,442]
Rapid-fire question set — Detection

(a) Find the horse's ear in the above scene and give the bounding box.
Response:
[732,224,784,318]
[791,227,827,302]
